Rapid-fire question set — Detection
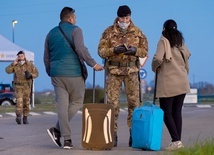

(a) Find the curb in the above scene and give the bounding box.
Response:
[0,105,213,118]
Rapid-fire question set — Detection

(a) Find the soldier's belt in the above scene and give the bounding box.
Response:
[108,61,138,67]
[14,83,29,86]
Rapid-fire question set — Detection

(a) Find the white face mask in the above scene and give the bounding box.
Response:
[19,60,25,65]
[117,21,130,30]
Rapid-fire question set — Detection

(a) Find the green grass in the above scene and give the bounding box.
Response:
[0,106,15,113]
[172,139,214,155]
[31,103,57,112]
[0,100,213,114]
[0,103,57,113]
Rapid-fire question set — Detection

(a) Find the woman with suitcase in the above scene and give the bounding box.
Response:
[152,19,191,151]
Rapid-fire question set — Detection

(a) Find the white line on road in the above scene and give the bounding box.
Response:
[5,112,16,117]
[197,104,212,108]
[43,111,57,115]
[120,109,127,112]
[77,111,82,114]
[29,112,41,116]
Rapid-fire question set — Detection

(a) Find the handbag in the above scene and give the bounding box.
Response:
[59,26,88,81]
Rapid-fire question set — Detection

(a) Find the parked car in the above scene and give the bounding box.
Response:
[0,92,16,106]
[0,83,14,93]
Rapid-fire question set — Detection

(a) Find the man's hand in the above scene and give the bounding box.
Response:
[93,64,104,71]
[25,71,32,79]
[124,46,137,55]
[13,57,19,65]
[114,45,127,54]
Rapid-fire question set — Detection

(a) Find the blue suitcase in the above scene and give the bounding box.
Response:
[131,102,164,151]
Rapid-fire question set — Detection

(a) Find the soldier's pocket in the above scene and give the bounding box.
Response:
[109,67,128,76]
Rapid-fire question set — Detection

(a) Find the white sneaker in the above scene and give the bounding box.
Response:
[165,141,184,151]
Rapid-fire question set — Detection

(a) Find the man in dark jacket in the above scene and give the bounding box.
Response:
[44,7,103,149]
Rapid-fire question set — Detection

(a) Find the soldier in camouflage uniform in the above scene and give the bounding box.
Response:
[5,51,39,125]
[98,5,148,147]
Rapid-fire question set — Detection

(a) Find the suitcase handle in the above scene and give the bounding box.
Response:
[92,69,95,103]
[143,102,156,107]
[153,69,159,105]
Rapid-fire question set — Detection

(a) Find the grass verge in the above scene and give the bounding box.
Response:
[0,103,57,113]
[172,139,214,155]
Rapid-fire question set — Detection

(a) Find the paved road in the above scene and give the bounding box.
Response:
[0,107,214,155]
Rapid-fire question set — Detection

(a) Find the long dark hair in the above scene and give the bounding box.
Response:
[162,19,184,48]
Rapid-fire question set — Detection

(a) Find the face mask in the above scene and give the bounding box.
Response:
[117,21,130,30]
[19,60,25,65]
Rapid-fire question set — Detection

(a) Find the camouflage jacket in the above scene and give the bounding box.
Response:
[5,60,39,87]
[98,18,148,75]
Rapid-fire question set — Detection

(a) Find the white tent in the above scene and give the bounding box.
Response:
[0,34,34,62]
[0,34,35,107]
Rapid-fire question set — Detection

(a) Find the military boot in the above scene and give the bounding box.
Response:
[23,116,28,124]
[129,129,132,147]
[113,131,118,147]
[16,115,21,125]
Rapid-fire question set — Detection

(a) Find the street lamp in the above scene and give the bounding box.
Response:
[12,20,18,43]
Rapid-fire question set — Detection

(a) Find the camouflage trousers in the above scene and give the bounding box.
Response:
[106,72,139,132]
[14,85,31,116]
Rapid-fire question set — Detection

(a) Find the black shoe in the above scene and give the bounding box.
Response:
[113,132,118,147]
[16,116,21,125]
[63,140,73,149]
[23,116,28,124]
[129,129,132,147]
[47,127,62,147]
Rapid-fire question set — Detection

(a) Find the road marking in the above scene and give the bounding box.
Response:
[120,109,126,112]
[77,111,82,114]
[197,105,211,108]
[29,112,41,116]
[77,109,127,115]
[43,111,57,115]
[1,107,212,118]
[6,112,16,116]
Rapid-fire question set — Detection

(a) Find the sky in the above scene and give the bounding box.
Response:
[0,0,214,92]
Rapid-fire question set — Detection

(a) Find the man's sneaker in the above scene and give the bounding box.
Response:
[165,141,184,151]
[63,140,73,149]
[47,127,62,147]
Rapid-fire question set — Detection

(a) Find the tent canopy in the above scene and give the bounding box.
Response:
[0,34,35,107]
[0,34,34,62]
